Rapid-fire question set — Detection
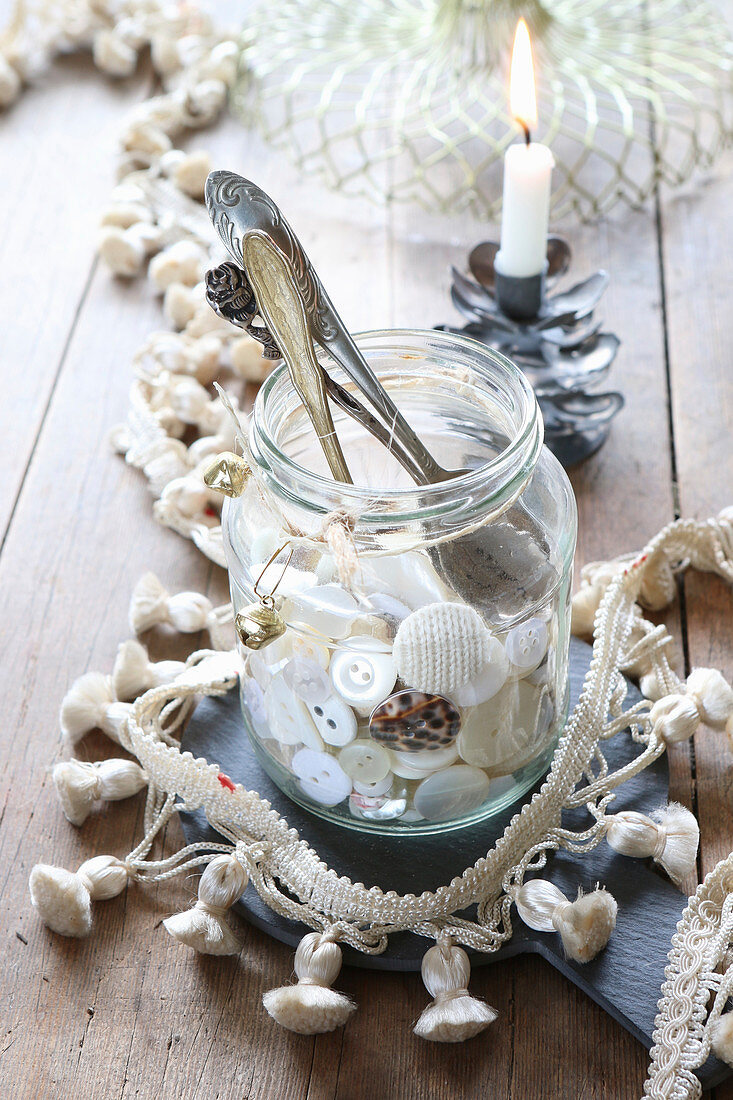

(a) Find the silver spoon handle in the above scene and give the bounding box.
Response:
[205,171,454,484]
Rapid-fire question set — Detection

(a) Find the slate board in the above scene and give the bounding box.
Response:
[180,638,728,1089]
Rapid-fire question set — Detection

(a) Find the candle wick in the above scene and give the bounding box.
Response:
[521,121,531,147]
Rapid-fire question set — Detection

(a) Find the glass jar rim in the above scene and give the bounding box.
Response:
[249,328,543,526]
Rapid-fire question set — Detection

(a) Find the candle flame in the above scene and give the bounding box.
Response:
[510,18,537,138]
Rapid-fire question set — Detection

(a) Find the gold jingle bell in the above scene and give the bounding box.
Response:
[235,602,286,650]
[203,451,250,498]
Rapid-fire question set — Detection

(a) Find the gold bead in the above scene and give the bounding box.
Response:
[235,603,286,650]
[203,451,250,498]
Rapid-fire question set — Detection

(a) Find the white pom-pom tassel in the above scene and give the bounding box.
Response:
[29,855,131,937]
[513,880,617,963]
[163,853,248,955]
[712,1013,733,1066]
[414,941,497,1042]
[112,640,186,700]
[59,672,132,747]
[263,931,356,1034]
[650,668,733,743]
[603,804,699,886]
[52,759,148,826]
[129,573,219,640]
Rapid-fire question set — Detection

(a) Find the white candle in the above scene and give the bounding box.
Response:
[495,20,554,280]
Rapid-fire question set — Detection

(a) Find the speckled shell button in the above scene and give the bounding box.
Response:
[369,690,461,752]
[452,636,509,706]
[305,694,357,747]
[505,617,548,674]
[264,672,324,751]
[338,739,391,784]
[291,748,352,806]
[330,636,396,711]
[413,765,491,822]
[283,657,331,704]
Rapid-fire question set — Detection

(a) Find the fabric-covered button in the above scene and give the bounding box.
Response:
[283,657,331,704]
[393,602,497,696]
[369,690,461,752]
[330,636,396,711]
[292,748,352,806]
[451,635,509,706]
[306,694,358,747]
[389,743,459,778]
[264,672,324,751]
[505,617,548,673]
[413,765,491,821]
[338,739,391,784]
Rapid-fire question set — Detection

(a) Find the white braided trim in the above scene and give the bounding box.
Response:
[120,513,733,956]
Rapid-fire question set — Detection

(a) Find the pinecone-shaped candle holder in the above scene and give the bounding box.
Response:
[438,237,623,466]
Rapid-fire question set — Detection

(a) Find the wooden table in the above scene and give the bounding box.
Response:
[1,27,731,1100]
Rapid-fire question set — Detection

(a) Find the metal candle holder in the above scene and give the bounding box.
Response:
[438,237,624,467]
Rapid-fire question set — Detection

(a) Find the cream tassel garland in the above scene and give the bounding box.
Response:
[163,853,248,955]
[650,668,733,743]
[711,1013,733,1067]
[414,939,498,1042]
[52,758,148,826]
[262,931,356,1034]
[513,880,617,963]
[59,672,133,747]
[602,804,699,886]
[112,639,187,700]
[129,572,230,648]
[29,856,132,937]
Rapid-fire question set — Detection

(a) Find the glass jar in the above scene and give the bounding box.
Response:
[223,329,577,834]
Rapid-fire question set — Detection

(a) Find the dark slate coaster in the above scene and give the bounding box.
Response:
[180,638,728,1089]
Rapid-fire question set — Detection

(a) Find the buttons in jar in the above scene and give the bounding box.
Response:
[505,617,548,675]
[330,636,396,713]
[452,635,509,706]
[305,694,357,747]
[264,672,324,751]
[292,748,352,806]
[283,657,331,705]
[338,739,391,785]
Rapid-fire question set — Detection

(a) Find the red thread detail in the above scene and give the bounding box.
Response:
[218,773,236,791]
[205,505,218,519]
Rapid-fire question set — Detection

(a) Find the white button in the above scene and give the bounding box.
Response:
[505,617,548,673]
[452,635,509,706]
[365,552,450,610]
[330,636,396,711]
[349,791,407,821]
[264,672,324,751]
[249,526,280,567]
[457,680,545,773]
[292,748,352,806]
[288,584,359,639]
[389,744,459,778]
[414,765,491,822]
[242,678,268,737]
[338,739,391,784]
[305,694,357,747]
[247,652,272,690]
[287,622,331,669]
[353,773,393,797]
[283,657,331,704]
[361,593,411,638]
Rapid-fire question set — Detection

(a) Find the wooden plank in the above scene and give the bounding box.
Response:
[0,48,152,542]
[660,146,733,1100]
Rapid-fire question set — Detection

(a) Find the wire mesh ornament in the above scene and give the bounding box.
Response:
[232,0,733,220]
